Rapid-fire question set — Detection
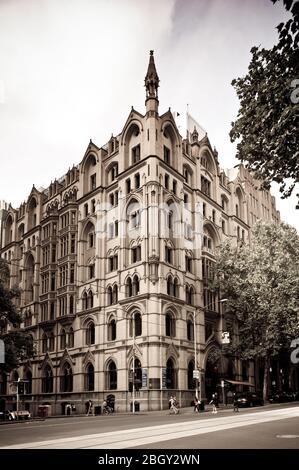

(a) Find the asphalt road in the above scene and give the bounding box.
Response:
[1,403,299,449]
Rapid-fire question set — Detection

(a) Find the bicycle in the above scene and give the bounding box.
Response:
[103,405,113,414]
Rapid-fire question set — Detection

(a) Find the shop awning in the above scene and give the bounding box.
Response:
[221,379,255,387]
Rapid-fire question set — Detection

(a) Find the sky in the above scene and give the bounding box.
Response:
[0,0,297,229]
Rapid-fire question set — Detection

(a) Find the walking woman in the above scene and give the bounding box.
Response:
[209,393,218,414]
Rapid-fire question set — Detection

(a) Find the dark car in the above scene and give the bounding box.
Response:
[236,392,264,407]
[268,391,295,403]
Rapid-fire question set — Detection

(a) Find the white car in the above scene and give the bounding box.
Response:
[7,410,31,420]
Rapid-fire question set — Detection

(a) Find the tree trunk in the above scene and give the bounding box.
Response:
[263,356,270,402]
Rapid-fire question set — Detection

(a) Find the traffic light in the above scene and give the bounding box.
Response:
[17,382,25,395]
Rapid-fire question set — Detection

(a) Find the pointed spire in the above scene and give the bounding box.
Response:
[145,50,159,100]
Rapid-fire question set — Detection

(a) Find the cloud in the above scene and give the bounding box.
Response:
[0,0,297,229]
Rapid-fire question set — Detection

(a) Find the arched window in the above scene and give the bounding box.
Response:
[85,363,94,391]
[221,194,228,212]
[186,285,194,305]
[185,286,190,304]
[68,328,74,348]
[236,187,244,220]
[60,363,73,392]
[112,285,118,304]
[108,318,116,341]
[25,370,32,394]
[87,291,94,309]
[165,312,176,337]
[82,292,88,310]
[28,197,37,230]
[127,199,140,230]
[60,329,66,349]
[183,164,193,185]
[107,286,113,305]
[42,333,48,353]
[166,358,177,389]
[167,276,174,296]
[130,311,142,337]
[109,163,118,183]
[126,277,133,297]
[173,278,179,298]
[132,275,140,296]
[42,365,53,393]
[5,214,13,244]
[107,361,117,390]
[188,360,195,389]
[82,153,97,194]
[48,332,55,352]
[187,319,194,341]
[86,322,95,345]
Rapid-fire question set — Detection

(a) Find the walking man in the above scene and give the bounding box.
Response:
[209,393,218,414]
[233,393,239,412]
[86,399,93,416]
[169,395,178,414]
[193,396,199,412]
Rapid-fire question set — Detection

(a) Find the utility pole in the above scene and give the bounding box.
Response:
[132,312,135,414]
[193,311,199,401]
[16,377,20,421]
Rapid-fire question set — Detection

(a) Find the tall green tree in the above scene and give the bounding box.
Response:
[230,0,299,203]
[0,259,35,375]
[211,222,299,400]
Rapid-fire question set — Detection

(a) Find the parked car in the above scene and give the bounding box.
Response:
[235,392,264,407]
[268,391,296,403]
[0,410,31,420]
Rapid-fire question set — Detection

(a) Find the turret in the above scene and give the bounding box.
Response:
[144,50,159,116]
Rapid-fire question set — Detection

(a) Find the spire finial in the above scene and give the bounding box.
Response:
[145,50,159,100]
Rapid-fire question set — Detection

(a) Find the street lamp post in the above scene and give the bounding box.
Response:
[132,312,135,414]
[16,377,20,421]
[193,310,200,401]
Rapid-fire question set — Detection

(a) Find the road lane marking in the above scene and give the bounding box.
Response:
[2,407,299,449]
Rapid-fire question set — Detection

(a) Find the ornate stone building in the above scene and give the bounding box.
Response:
[0,52,283,415]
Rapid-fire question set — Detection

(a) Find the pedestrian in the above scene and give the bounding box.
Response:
[209,393,218,414]
[169,395,178,414]
[214,392,219,408]
[193,396,199,412]
[86,399,93,416]
[233,393,239,412]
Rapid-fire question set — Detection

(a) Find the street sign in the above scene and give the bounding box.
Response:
[221,332,230,344]
[142,368,148,388]
[193,370,200,379]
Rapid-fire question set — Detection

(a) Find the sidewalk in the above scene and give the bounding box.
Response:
[1,401,298,424]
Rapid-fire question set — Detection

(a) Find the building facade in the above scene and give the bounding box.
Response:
[0,52,286,415]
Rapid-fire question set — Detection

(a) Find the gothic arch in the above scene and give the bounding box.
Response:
[199,147,217,177]
[4,213,14,244]
[203,221,221,246]
[121,119,143,146]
